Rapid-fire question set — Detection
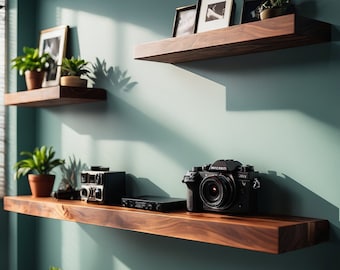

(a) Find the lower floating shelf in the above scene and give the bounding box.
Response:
[4,86,107,107]
[3,196,329,254]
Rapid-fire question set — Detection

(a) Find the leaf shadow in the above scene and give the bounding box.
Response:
[88,57,138,92]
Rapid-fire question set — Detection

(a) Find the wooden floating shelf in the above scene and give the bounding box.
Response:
[134,14,331,63]
[4,86,107,107]
[4,196,329,254]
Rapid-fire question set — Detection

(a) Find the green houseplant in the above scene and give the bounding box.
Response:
[60,56,90,87]
[14,146,65,197]
[11,46,51,90]
[58,155,87,191]
[257,0,293,20]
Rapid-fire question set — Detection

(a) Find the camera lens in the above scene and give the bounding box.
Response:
[199,174,236,210]
[205,182,220,201]
[80,188,88,200]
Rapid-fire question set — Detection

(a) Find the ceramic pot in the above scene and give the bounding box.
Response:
[260,7,288,20]
[24,70,45,90]
[28,174,55,197]
[60,76,87,87]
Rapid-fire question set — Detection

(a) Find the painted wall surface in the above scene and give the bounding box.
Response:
[7,0,340,269]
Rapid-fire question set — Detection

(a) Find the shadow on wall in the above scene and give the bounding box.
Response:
[88,58,138,92]
[180,42,340,128]
[126,173,169,198]
[75,172,340,270]
[0,201,9,270]
[259,171,340,239]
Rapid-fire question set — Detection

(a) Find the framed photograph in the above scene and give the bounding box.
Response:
[240,0,261,24]
[39,25,68,87]
[172,5,197,37]
[196,0,233,33]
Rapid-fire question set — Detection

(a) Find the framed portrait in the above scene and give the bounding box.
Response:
[240,0,261,24]
[172,5,197,37]
[39,25,68,87]
[196,0,233,33]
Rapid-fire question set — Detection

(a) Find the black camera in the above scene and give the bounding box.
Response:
[80,166,126,205]
[182,160,260,214]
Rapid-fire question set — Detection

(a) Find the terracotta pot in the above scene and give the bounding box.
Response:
[24,70,45,90]
[60,76,87,87]
[28,174,55,197]
[260,7,288,20]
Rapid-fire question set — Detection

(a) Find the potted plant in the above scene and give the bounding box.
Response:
[11,46,51,90]
[14,146,65,197]
[257,0,293,20]
[60,56,90,87]
[52,156,87,200]
[59,155,87,190]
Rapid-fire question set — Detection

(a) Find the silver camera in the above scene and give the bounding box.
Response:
[80,166,126,205]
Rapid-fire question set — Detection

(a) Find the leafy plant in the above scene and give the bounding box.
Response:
[59,155,87,190]
[11,46,51,75]
[14,146,65,179]
[61,56,90,76]
[49,267,61,270]
[258,0,290,12]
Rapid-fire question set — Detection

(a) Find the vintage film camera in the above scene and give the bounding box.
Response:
[182,159,260,214]
[80,166,126,205]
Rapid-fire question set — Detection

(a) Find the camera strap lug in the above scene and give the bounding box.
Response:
[253,178,261,189]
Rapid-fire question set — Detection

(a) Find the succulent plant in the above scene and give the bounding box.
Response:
[61,56,90,77]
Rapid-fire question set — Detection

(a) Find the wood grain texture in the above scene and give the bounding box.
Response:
[3,196,329,254]
[4,86,107,107]
[134,14,331,63]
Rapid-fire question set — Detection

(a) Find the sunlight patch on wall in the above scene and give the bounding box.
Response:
[56,5,169,69]
[116,65,227,148]
[113,257,130,270]
[56,8,116,60]
[61,222,81,270]
[60,123,93,166]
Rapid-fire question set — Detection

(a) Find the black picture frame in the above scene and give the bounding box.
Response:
[172,5,197,37]
[240,0,262,24]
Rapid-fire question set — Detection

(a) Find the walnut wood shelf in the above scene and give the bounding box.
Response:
[4,86,107,107]
[134,14,331,63]
[3,196,329,254]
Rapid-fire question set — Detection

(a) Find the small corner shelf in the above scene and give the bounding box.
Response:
[4,86,107,107]
[3,196,329,254]
[134,14,331,64]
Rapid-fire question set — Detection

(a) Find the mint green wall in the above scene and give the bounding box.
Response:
[6,0,340,269]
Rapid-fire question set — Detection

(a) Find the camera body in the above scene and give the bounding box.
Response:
[182,160,260,214]
[80,166,126,205]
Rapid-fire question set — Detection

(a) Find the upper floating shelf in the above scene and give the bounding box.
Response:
[4,86,107,107]
[134,14,331,64]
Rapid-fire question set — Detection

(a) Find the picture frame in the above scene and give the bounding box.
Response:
[240,0,261,24]
[172,5,198,37]
[196,0,233,33]
[39,25,68,87]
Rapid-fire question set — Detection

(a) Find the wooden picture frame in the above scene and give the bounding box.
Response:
[172,5,197,37]
[196,0,233,33]
[240,0,261,24]
[39,25,68,87]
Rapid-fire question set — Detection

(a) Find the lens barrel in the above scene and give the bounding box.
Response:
[199,174,236,210]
